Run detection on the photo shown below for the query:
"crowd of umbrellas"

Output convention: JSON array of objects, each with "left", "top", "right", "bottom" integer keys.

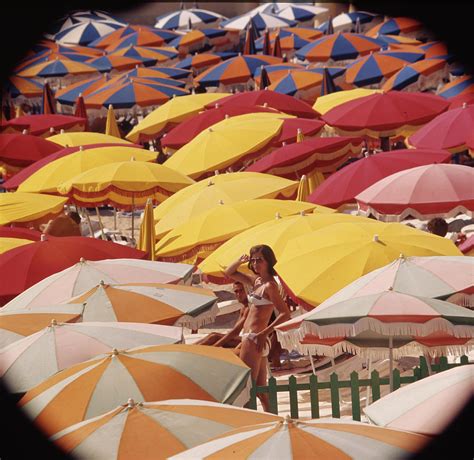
[{"left": 0, "top": 3, "right": 473, "bottom": 459}]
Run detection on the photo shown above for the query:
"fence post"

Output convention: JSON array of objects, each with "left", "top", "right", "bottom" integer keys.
[
  {"left": 330, "top": 372, "right": 341, "bottom": 418},
  {"left": 392, "top": 368, "right": 401, "bottom": 391},
  {"left": 460, "top": 355, "right": 469, "bottom": 365},
  {"left": 350, "top": 371, "right": 361, "bottom": 421},
  {"left": 419, "top": 356, "right": 429, "bottom": 378},
  {"left": 371, "top": 370, "right": 381, "bottom": 402},
  {"left": 413, "top": 366, "right": 421, "bottom": 381},
  {"left": 288, "top": 375, "right": 299, "bottom": 419},
  {"left": 439, "top": 356, "right": 449, "bottom": 371},
  {"left": 268, "top": 377, "right": 278, "bottom": 415},
  {"left": 309, "top": 374, "right": 320, "bottom": 419},
  {"left": 248, "top": 380, "right": 257, "bottom": 410}
]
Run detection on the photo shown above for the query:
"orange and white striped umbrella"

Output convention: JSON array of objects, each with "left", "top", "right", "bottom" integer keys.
[
  {"left": 52, "top": 399, "right": 280, "bottom": 459},
  {"left": 20, "top": 344, "right": 251, "bottom": 436},
  {"left": 170, "top": 417, "right": 428, "bottom": 460}
]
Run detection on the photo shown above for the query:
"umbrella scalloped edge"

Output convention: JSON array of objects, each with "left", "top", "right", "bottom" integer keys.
[{"left": 172, "top": 299, "right": 219, "bottom": 330}]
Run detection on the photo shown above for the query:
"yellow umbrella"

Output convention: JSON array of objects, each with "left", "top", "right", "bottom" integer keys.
[
  {"left": 296, "top": 175, "right": 310, "bottom": 201},
  {"left": 307, "top": 169, "right": 325, "bottom": 192},
  {"left": 155, "top": 199, "right": 318, "bottom": 264},
  {"left": 164, "top": 113, "right": 292, "bottom": 180},
  {"left": 314, "top": 88, "right": 382, "bottom": 115},
  {"left": 0, "top": 192, "right": 68, "bottom": 227},
  {"left": 153, "top": 172, "right": 299, "bottom": 239},
  {"left": 0, "top": 237, "right": 33, "bottom": 255},
  {"left": 105, "top": 104, "right": 121, "bottom": 138},
  {"left": 139, "top": 199, "right": 156, "bottom": 261},
  {"left": 126, "top": 93, "right": 231, "bottom": 143},
  {"left": 47, "top": 132, "right": 132, "bottom": 147},
  {"left": 275, "top": 221, "right": 463, "bottom": 307},
  {"left": 57, "top": 160, "right": 194, "bottom": 209},
  {"left": 18, "top": 146, "right": 155, "bottom": 194},
  {"left": 198, "top": 212, "right": 365, "bottom": 283}
]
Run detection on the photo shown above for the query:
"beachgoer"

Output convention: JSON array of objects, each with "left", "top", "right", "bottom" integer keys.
[
  {"left": 196, "top": 281, "right": 250, "bottom": 348},
  {"left": 225, "top": 244, "right": 291, "bottom": 412},
  {"left": 43, "top": 210, "right": 82, "bottom": 237},
  {"left": 426, "top": 217, "right": 448, "bottom": 237}
]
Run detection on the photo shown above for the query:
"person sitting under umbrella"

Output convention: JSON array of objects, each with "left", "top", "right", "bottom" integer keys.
[{"left": 43, "top": 209, "right": 82, "bottom": 237}]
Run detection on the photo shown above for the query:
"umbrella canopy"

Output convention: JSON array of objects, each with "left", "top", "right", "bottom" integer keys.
[
  {"left": 85, "top": 55, "right": 143, "bottom": 72},
  {"left": 0, "top": 237, "right": 33, "bottom": 255},
  {"left": 125, "top": 65, "right": 190, "bottom": 80},
  {"left": 221, "top": 12, "right": 295, "bottom": 31},
  {"left": 54, "top": 20, "right": 123, "bottom": 45},
  {"left": 0, "top": 192, "right": 67, "bottom": 227},
  {"left": 278, "top": 4, "right": 328, "bottom": 22},
  {"left": 126, "top": 93, "right": 230, "bottom": 143},
  {"left": 54, "top": 75, "right": 109, "bottom": 106},
  {"left": 105, "top": 29, "right": 176, "bottom": 52},
  {"left": 407, "top": 103, "right": 474, "bottom": 153},
  {"left": 319, "top": 11, "right": 379, "bottom": 33},
  {"left": 67, "top": 282, "right": 218, "bottom": 328},
  {"left": 57, "top": 160, "right": 194, "bottom": 209},
  {"left": 253, "top": 63, "right": 305, "bottom": 84},
  {"left": 366, "top": 17, "right": 423, "bottom": 37},
  {"left": 52, "top": 399, "right": 280, "bottom": 460},
  {"left": 109, "top": 45, "right": 178, "bottom": 66},
  {"left": 373, "top": 33, "right": 421, "bottom": 49},
  {"left": 269, "top": 118, "right": 325, "bottom": 146},
  {"left": 20, "top": 344, "right": 251, "bottom": 436},
  {"left": 268, "top": 70, "right": 323, "bottom": 98},
  {"left": 17, "top": 146, "right": 154, "bottom": 194},
  {"left": 4, "top": 76, "right": 43, "bottom": 98},
  {"left": 176, "top": 53, "right": 224, "bottom": 71},
  {"left": 155, "top": 8, "right": 226, "bottom": 30},
  {"left": 170, "top": 417, "right": 427, "bottom": 460},
  {"left": 364, "top": 365, "right": 474, "bottom": 436},
  {"left": 47, "top": 132, "right": 133, "bottom": 147},
  {"left": 447, "top": 92, "right": 474, "bottom": 110},
  {"left": 0, "top": 227, "right": 43, "bottom": 240},
  {"left": 437, "top": 75, "right": 474, "bottom": 99},
  {"left": 246, "top": 136, "right": 364, "bottom": 180},
  {"left": 155, "top": 199, "right": 318, "bottom": 264},
  {"left": 169, "top": 28, "right": 230, "bottom": 52},
  {"left": 195, "top": 55, "right": 282, "bottom": 87},
  {"left": 275, "top": 221, "right": 462, "bottom": 307},
  {"left": 153, "top": 172, "right": 299, "bottom": 239},
  {"left": 18, "top": 59, "right": 98, "bottom": 78},
  {"left": 0, "top": 114, "right": 87, "bottom": 137},
  {"left": 0, "top": 236, "right": 146, "bottom": 306},
  {"left": 4, "top": 258, "right": 194, "bottom": 311},
  {"left": 0, "top": 321, "right": 183, "bottom": 393},
  {"left": 313, "top": 88, "right": 381, "bottom": 114},
  {"left": 0, "top": 133, "right": 61, "bottom": 168},
  {"left": 356, "top": 164, "right": 474, "bottom": 221},
  {"left": 376, "top": 50, "right": 425, "bottom": 64},
  {"left": 138, "top": 199, "right": 156, "bottom": 260},
  {"left": 163, "top": 113, "right": 289, "bottom": 180},
  {"left": 256, "top": 33, "right": 313, "bottom": 53},
  {"left": 206, "top": 89, "right": 320, "bottom": 118},
  {"left": 296, "top": 33, "right": 381, "bottom": 62},
  {"left": 322, "top": 91, "right": 449, "bottom": 138},
  {"left": 199, "top": 213, "right": 369, "bottom": 284},
  {"left": 308, "top": 148, "right": 452, "bottom": 209}
]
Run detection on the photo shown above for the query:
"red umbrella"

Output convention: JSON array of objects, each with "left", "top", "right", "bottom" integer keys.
[
  {"left": 2, "top": 143, "right": 141, "bottom": 190},
  {"left": 161, "top": 105, "right": 280, "bottom": 151},
  {"left": 205, "top": 89, "right": 320, "bottom": 119},
  {"left": 41, "top": 82, "right": 56, "bottom": 115},
  {"left": 308, "top": 148, "right": 453, "bottom": 209},
  {"left": 246, "top": 136, "right": 363, "bottom": 179},
  {"left": 74, "top": 95, "right": 89, "bottom": 131},
  {"left": 322, "top": 91, "right": 449, "bottom": 140},
  {"left": 270, "top": 118, "right": 325, "bottom": 146},
  {"left": 0, "top": 133, "right": 62, "bottom": 168},
  {"left": 448, "top": 93, "right": 474, "bottom": 110},
  {"left": 356, "top": 163, "right": 474, "bottom": 221},
  {"left": 0, "top": 235, "right": 146, "bottom": 306},
  {"left": 0, "top": 227, "right": 44, "bottom": 241},
  {"left": 0, "top": 114, "right": 87, "bottom": 137},
  {"left": 407, "top": 104, "right": 474, "bottom": 153}
]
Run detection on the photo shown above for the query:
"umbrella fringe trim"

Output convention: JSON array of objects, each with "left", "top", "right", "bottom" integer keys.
[
  {"left": 331, "top": 123, "right": 430, "bottom": 139},
  {"left": 173, "top": 300, "right": 219, "bottom": 330},
  {"left": 65, "top": 184, "right": 176, "bottom": 199},
  {"left": 156, "top": 242, "right": 222, "bottom": 264}
]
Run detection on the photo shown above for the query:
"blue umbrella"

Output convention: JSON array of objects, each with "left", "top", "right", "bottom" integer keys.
[
  {"left": 126, "top": 66, "right": 191, "bottom": 80},
  {"left": 154, "top": 8, "right": 226, "bottom": 30},
  {"left": 378, "top": 50, "right": 425, "bottom": 63},
  {"left": 318, "top": 12, "right": 377, "bottom": 33},
  {"left": 55, "top": 21, "right": 124, "bottom": 46},
  {"left": 55, "top": 75, "right": 107, "bottom": 105},
  {"left": 221, "top": 12, "right": 296, "bottom": 31},
  {"left": 320, "top": 67, "right": 339, "bottom": 95}
]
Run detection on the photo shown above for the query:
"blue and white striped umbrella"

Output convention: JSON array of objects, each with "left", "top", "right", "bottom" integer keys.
[
  {"left": 277, "top": 5, "right": 328, "bottom": 22},
  {"left": 154, "top": 8, "right": 226, "bottom": 30},
  {"left": 69, "top": 9, "right": 127, "bottom": 25},
  {"left": 55, "top": 21, "right": 124, "bottom": 46},
  {"left": 221, "top": 12, "right": 296, "bottom": 31},
  {"left": 319, "top": 11, "right": 379, "bottom": 33}
]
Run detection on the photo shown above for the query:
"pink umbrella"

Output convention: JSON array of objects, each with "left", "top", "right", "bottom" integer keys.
[
  {"left": 447, "top": 93, "right": 474, "bottom": 110},
  {"left": 0, "top": 114, "right": 87, "bottom": 137},
  {"left": 308, "top": 148, "right": 452, "bottom": 209},
  {"left": 407, "top": 104, "right": 474, "bottom": 153},
  {"left": 269, "top": 118, "right": 325, "bottom": 146},
  {"left": 356, "top": 163, "right": 474, "bottom": 221}
]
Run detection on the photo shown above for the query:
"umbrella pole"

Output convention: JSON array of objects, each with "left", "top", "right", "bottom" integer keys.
[
  {"left": 131, "top": 195, "right": 135, "bottom": 242},
  {"left": 389, "top": 336, "right": 394, "bottom": 392},
  {"left": 309, "top": 354, "right": 317, "bottom": 375},
  {"left": 113, "top": 207, "right": 117, "bottom": 231},
  {"left": 365, "top": 357, "right": 372, "bottom": 408},
  {"left": 423, "top": 352, "right": 433, "bottom": 375},
  {"left": 95, "top": 207, "right": 106, "bottom": 240},
  {"left": 83, "top": 208, "right": 94, "bottom": 238}
]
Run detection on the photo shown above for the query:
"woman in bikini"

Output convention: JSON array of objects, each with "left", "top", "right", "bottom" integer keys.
[{"left": 224, "top": 244, "right": 291, "bottom": 412}]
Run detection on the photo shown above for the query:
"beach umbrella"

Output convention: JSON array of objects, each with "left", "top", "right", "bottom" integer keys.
[
  {"left": 139, "top": 199, "right": 156, "bottom": 260},
  {"left": 17, "top": 145, "right": 154, "bottom": 194},
  {"left": 105, "top": 104, "right": 120, "bottom": 138},
  {"left": 0, "top": 237, "right": 33, "bottom": 255},
  {"left": 199, "top": 213, "right": 367, "bottom": 284},
  {"left": 308, "top": 148, "right": 452, "bottom": 209},
  {"left": 161, "top": 104, "right": 279, "bottom": 152},
  {"left": 366, "top": 17, "right": 423, "bottom": 37},
  {"left": 18, "top": 59, "right": 98, "bottom": 79},
  {"left": 155, "top": 199, "right": 317, "bottom": 264},
  {"left": 0, "top": 227, "right": 43, "bottom": 241},
  {"left": 54, "top": 21, "right": 124, "bottom": 46},
  {"left": 206, "top": 89, "right": 319, "bottom": 119},
  {"left": 195, "top": 54, "right": 282, "bottom": 88},
  {"left": 4, "top": 258, "right": 194, "bottom": 311},
  {"left": 0, "top": 305, "right": 84, "bottom": 348},
  {"left": 29, "top": 39, "right": 104, "bottom": 57},
  {"left": 126, "top": 65, "right": 190, "bottom": 80},
  {"left": 277, "top": 4, "right": 328, "bottom": 22},
  {"left": 243, "top": 26, "right": 256, "bottom": 55},
  {"left": 458, "top": 235, "right": 474, "bottom": 256},
  {"left": 256, "top": 32, "right": 314, "bottom": 55},
  {"left": 437, "top": 75, "right": 474, "bottom": 99},
  {"left": 377, "top": 49, "right": 425, "bottom": 63},
  {"left": 57, "top": 160, "right": 194, "bottom": 209},
  {"left": 19, "top": 344, "right": 251, "bottom": 436},
  {"left": 126, "top": 93, "right": 230, "bottom": 143},
  {"left": 153, "top": 172, "right": 299, "bottom": 239},
  {"left": 246, "top": 136, "right": 365, "bottom": 180},
  {"left": 0, "top": 114, "right": 87, "bottom": 137},
  {"left": 176, "top": 53, "right": 223, "bottom": 71},
  {"left": 274, "top": 221, "right": 462, "bottom": 307},
  {"left": 313, "top": 87, "right": 381, "bottom": 114},
  {"left": 268, "top": 70, "right": 323, "bottom": 99},
  {"left": 41, "top": 82, "right": 56, "bottom": 115},
  {"left": 296, "top": 33, "right": 381, "bottom": 63},
  {"left": 364, "top": 365, "right": 474, "bottom": 436},
  {"left": 221, "top": 12, "right": 295, "bottom": 31},
  {"left": 0, "top": 321, "right": 183, "bottom": 394},
  {"left": 373, "top": 33, "right": 421, "bottom": 49},
  {"left": 407, "top": 103, "right": 474, "bottom": 153},
  {"left": 47, "top": 132, "right": 132, "bottom": 147},
  {"left": 382, "top": 58, "right": 447, "bottom": 91},
  {"left": 447, "top": 92, "right": 474, "bottom": 110},
  {"left": 55, "top": 74, "right": 109, "bottom": 105},
  {"left": 16, "top": 50, "right": 95, "bottom": 71},
  {"left": 322, "top": 91, "right": 449, "bottom": 139},
  {"left": 170, "top": 417, "right": 427, "bottom": 460},
  {"left": 0, "top": 133, "right": 61, "bottom": 168},
  {"left": 356, "top": 164, "right": 474, "bottom": 221},
  {"left": 320, "top": 67, "right": 338, "bottom": 95},
  {"left": 319, "top": 11, "right": 379, "bottom": 34},
  {"left": 52, "top": 399, "right": 280, "bottom": 460},
  {"left": 272, "top": 32, "right": 282, "bottom": 58},
  {"left": 85, "top": 54, "right": 143, "bottom": 72},
  {"left": 109, "top": 45, "right": 178, "bottom": 66},
  {"left": 416, "top": 41, "right": 451, "bottom": 59},
  {"left": 259, "top": 66, "right": 271, "bottom": 89},
  {"left": 154, "top": 8, "right": 226, "bottom": 30},
  {"left": 254, "top": 63, "right": 307, "bottom": 86},
  {"left": 4, "top": 76, "right": 43, "bottom": 98},
  {"left": 73, "top": 95, "right": 88, "bottom": 131},
  {"left": 269, "top": 118, "right": 325, "bottom": 146}
]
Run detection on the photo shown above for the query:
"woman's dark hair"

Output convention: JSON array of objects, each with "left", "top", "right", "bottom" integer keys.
[{"left": 248, "top": 244, "right": 277, "bottom": 276}]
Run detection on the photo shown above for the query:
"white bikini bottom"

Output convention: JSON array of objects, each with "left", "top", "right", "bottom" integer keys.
[{"left": 240, "top": 332, "right": 271, "bottom": 357}]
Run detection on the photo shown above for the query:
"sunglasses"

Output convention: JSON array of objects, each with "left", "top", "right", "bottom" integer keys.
[{"left": 250, "top": 257, "right": 264, "bottom": 263}]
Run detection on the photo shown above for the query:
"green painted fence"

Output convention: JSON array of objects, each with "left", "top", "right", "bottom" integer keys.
[{"left": 247, "top": 355, "right": 470, "bottom": 420}]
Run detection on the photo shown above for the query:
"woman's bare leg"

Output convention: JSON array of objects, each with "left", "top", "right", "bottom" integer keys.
[
  {"left": 256, "top": 357, "right": 270, "bottom": 412},
  {"left": 240, "top": 337, "right": 263, "bottom": 409},
  {"left": 195, "top": 332, "right": 223, "bottom": 346}
]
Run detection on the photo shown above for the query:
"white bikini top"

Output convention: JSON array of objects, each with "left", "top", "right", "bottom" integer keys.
[{"left": 248, "top": 291, "right": 273, "bottom": 307}]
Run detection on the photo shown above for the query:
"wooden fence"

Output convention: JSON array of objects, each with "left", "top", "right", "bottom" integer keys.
[{"left": 247, "top": 355, "right": 470, "bottom": 420}]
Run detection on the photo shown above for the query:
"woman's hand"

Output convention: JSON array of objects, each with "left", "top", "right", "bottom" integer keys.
[
  {"left": 239, "top": 254, "right": 249, "bottom": 264},
  {"left": 254, "top": 330, "right": 269, "bottom": 353}
]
